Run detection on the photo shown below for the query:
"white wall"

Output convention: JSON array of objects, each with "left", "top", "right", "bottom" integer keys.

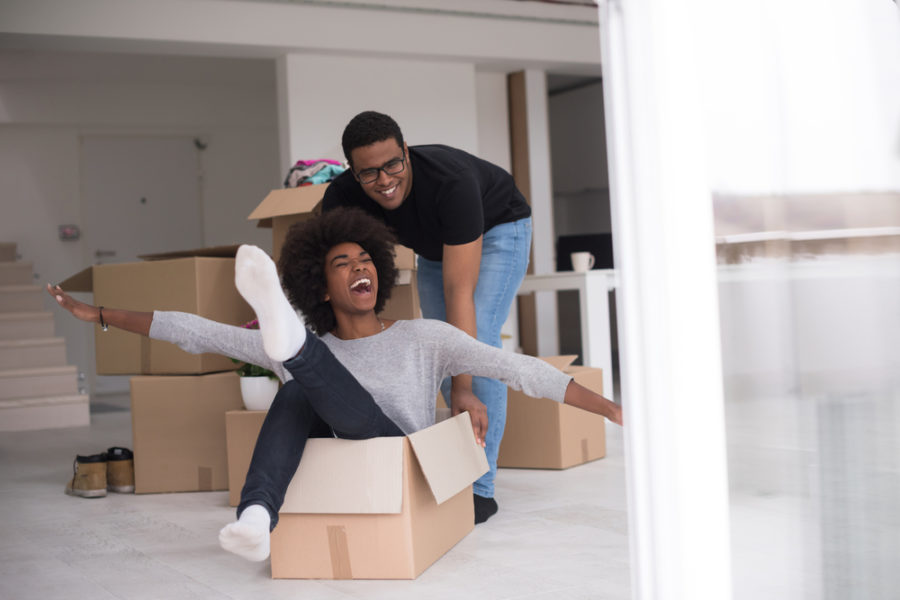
[
  {"left": 277, "top": 54, "right": 480, "bottom": 167},
  {"left": 475, "top": 71, "right": 513, "bottom": 172},
  {"left": 0, "top": 50, "right": 281, "bottom": 389}
]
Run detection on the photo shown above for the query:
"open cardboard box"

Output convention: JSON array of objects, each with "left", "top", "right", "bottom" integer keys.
[
  {"left": 249, "top": 184, "right": 420, "bottom": 319},
  {"left": 59, "top": 246, "right": 254, "bottom": 375},
  {"left": 131, "top": 371, "right": 243, "bottom": 493},
  {"left": 249, "top": 184, "right": 416, "bottom": 269},
  {"left": 497, "top": 355, "right": 607, "bottom": 469},
  {"left": 225, "top": 410, "right": 488, "bottom": 579}
]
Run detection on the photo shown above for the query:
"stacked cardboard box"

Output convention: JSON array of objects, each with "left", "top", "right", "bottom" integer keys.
[
  {"left": 248, "top": 184, "right": 420, "bottom": 320},
  {"left": 498, "top": 355, "right": 608, "bottom": 469},
  {"left": 60, "top": 246, "right": 255, "bottom": 493},
  {"left": 226, "top": 410, "right": 488, "bottom": 579},
  {"left": 60, "top": 246, "right": 255, "bottom": 375}
]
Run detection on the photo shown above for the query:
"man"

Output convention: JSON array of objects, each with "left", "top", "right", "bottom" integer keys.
[{"left": 321, "top": 111, "right": 533, "bottom": 523}]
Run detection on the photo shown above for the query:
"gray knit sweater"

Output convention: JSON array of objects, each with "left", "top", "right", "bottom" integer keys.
[{"left": 150, "top": 312, "right": 572, "bottom": 435}]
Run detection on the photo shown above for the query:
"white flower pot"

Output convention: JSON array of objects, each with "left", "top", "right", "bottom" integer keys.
[{"left": 239, "top": 376, "right": 279, "bottom": 411}]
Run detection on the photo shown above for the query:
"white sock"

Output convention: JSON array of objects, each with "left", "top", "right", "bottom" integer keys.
[
  {"left": 234, "top": 244, "right": 306, "bottom": 361},
  {"left": 218, "top": 504, "right": 271, "bottom": 562}
]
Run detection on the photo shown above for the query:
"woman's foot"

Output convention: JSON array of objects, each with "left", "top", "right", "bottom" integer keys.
[
  {"left": 234, "top": 244, "right": 306, "bottom": 361},
  {"left": 218, "top": 504, "right": 271, "bottom": 562}
]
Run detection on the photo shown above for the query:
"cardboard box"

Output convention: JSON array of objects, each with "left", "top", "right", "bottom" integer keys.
[
  {"left": 131, "top": 371, "right": 243, "bottom": 493},
  {"left": 248, "top": 184, "right": 416, "bottom": 269},
  {"left": 497, "top": 355, "right": 607, "bottom": 469},
  {"left": 59, "top": 246, "right": 254, "bottom": 375},
  {"left": 225, "top": 404, "right": 454, "bottom": 508},
  {"left": 225, "top": 410, "right": 488, "bottom": 579},
  {"left": 381, "top": 269, "right": 421, "bottom": 320}
]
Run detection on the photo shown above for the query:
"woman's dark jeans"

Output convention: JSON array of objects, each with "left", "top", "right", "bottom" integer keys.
[{"left": 238, "top": 330, "right": 404, "bottom": 529}]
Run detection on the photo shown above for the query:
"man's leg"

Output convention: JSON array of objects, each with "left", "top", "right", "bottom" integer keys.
[
  {"left": 416, "top": 218, "right": 532, "bottom": 522},
  {"left": 469, "top": 218, "right": 532, "bottom": 519}
]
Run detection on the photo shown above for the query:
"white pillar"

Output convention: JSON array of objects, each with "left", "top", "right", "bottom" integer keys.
[
  {"left": 599, "top": 1, "right": 733, "bottom": 599},
  {"left": 522, "top": 69, "right": 559, "bottom": 357}
]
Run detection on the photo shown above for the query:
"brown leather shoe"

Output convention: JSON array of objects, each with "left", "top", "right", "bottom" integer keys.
[
  {"left": 65, "top": 453, "right": 107, "bottom": 498},
  {"left": 106, "top": 447, "right": 134, "bottom": 493}
]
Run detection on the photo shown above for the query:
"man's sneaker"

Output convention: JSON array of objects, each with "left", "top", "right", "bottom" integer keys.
[
  {"left": 106, "top": 447, "right": 135, "bottom": 493},
  {"left": 65, "top": 453, "right": 107, "bottom": 498}
]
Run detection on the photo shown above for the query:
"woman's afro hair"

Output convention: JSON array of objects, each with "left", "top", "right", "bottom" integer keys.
[{"left": 278, "top": 207, "right": 399, "bottom": 335}]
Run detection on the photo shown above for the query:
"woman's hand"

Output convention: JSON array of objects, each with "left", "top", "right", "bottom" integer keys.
[
  {"left": 564, "top": 380, "right": 624, "bottom": 426},
  {"left": 46, "top": 284, "right": 99, "bottom": 324}
]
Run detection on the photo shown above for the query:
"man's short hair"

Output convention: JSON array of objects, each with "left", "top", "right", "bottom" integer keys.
[
  {"left": 278, "top": 207, "right": 399, "bottom": 335},
  {"left": 341, "top": 111, "right": 405, "bottom": 168}
]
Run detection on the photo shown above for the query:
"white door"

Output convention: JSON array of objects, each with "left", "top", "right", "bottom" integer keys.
[
  {"left": 81, "top": 135, "right": 203, "bottom": 264},
  {"left": 79, "top": 135, "right": 204, "bottom": 395}
]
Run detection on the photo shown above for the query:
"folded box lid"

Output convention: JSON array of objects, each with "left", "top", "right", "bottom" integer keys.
[
  {"left": 57, "top": 245, "right": 242, "bottom": 293},
  {"left": 248, "top": 184, "right": 330, "bottom": 227},
  {"left": 280, "top": 412, "right": 488, "bottom": 515},
  {"left": 137, "top": 244, "right": 240, "bottom": 261},
  {"left": 539, "top": 355, "right": 579, "bottom": 371}
]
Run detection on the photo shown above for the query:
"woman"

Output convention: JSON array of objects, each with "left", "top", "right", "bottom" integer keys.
[{"left": 49, "top": 208, "right": 622, "bottom": 563}]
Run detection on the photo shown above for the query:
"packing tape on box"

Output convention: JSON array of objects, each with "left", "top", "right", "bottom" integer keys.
[
  {"left": 582, "top": 439, "right": 590, "bottom": 463},
  {"left": 327, "top": 525, "right": 352, "bottom": 579},
  {"left": 198, "top": 466, "right": 213, "bottom": 491}
]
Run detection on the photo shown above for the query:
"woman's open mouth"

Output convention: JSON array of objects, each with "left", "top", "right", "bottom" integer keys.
[{"left": 349, "top": 277, "right": 373, "bottom": 295}]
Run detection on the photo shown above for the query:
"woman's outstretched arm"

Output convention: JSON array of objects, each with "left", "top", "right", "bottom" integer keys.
[
  {"left": 47, "top": 283, "right": 153, "bottom": 336},
  {"left": 563, "top": 380, "right": 623, "bottom": 426}
]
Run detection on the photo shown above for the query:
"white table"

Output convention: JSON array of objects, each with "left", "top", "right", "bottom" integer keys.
[{"left": 517, "top": 270, "right": 618, "bottom": 400}]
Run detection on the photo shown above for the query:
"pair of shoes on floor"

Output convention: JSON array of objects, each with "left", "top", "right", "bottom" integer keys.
[{"left": 65, "top": 447, "right": 135, "bottom": 498}]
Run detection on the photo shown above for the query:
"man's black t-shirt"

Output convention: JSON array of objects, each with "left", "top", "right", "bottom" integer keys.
[{"left": 321, "top": 144, "right": 531, "bottom": 262}]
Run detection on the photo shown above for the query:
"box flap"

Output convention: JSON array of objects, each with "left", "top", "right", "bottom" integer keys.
[
  {"left": 57, "top": 266, "right": 94, "bottom": 293},
  {"left": 540, "top": 355, "right": 579, "bottom": 370},
  {"left": 407, "top": 412, "right": 489, "bottom": 505},
  {"left": 248, "top": 184, "right": 329, "bottom": 221},
  {"left": 280, "top": 436, "right": 404, "bottom": 514},
  {"left": 137, "top": 245, "right": 241, "bottom": 261}
]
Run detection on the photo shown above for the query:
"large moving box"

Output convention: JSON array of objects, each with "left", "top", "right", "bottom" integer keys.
[
  {"left": 225, "top": 410, "right": 488, "bottom": 579},
  {"left": 59, "top": 246, "right": 254, "bottom": 375},
  {"left": 248, "top": 185, "right": 420, "bottom": 320},
  {"left": 497, "top": 355, "right": 607, "bottom": 469},
  {"left": 131, "top": 371, "right": 243, "bottom": 493}
]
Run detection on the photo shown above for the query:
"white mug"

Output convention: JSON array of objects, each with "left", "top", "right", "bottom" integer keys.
[{"left": 571, "top": 251, "right": 595, "bottom": 272}]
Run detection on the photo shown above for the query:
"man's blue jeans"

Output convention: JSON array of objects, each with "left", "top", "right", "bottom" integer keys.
[
  {"left": 238, "top": 330, "right": 404, "bottom": 529},
  {"left": 416, "top": 217, "right": 532, "bottom": 499}
]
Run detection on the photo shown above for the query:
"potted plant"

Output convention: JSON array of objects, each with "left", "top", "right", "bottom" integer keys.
[{"left": 232, "top": 319, "right": 280, "bottom": 411}]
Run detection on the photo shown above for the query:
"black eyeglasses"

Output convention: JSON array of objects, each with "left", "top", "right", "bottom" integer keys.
[{"left": 355, "top": 154, "right": 406, "bottom": 184}]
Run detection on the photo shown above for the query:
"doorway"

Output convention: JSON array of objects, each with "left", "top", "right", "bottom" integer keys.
[{"left": 79, "top": 134, "right": 204, "bottom": 395}]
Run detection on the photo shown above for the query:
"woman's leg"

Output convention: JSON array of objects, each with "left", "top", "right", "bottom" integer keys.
[
  {"left": 236, "top": 378, "right": 333, "bottom": 529},
  {"left": 222, "top": 245, "right": 403, "bottom": 561},
  {"left": 220, "top": 379, "right": 332, "bottom": 562},
  {"left": 222, "top": 334, "right": 403, "bottom": 562},
  {"left": 279, "top": 332, "right": 405, "bottom": 440}
]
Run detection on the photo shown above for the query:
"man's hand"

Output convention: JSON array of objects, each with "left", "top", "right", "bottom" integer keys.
[{"left": 451, "top": 388, "right": 488, "bottom": 448}]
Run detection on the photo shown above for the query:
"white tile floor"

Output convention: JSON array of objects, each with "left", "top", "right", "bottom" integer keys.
[{"left": 0, "top": 397, "right": 631, "bottom": 600}]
